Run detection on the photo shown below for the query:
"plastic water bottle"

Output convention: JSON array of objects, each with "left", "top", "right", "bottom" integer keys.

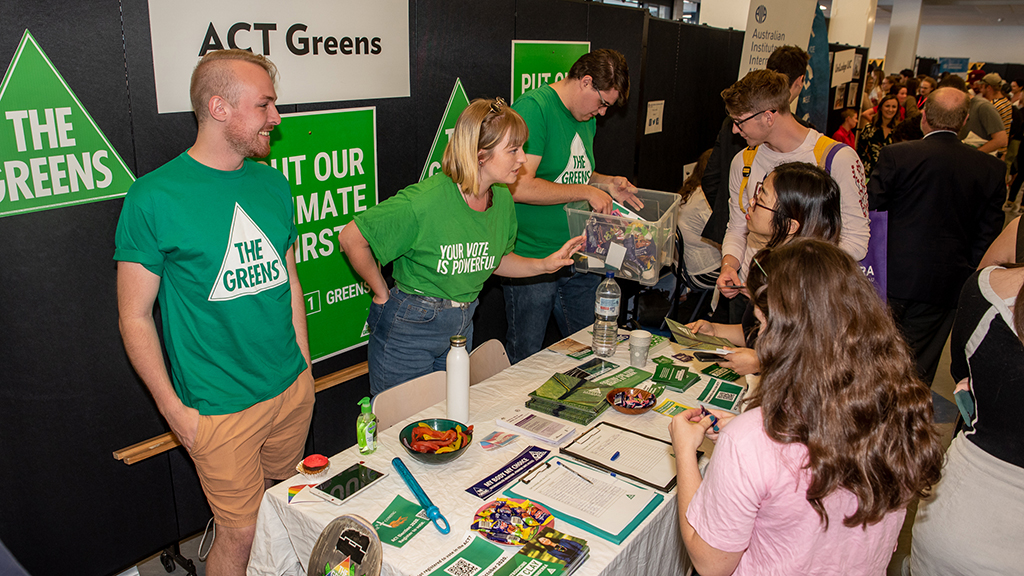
[
  {"left": 446, "top": 335, "right": 470, "bottom": 423},
  {"left": 593, "top": 272, "right": 621, "bottom": 358}
]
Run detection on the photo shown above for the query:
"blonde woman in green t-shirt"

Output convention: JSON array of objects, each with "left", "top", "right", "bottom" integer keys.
[{"left": 339, "top": 98, "right": 584, "bottom": 394}]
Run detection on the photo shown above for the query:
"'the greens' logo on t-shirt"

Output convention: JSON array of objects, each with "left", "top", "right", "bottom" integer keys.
[
  {"left": 209, "top": 203, "right": 287, "bottom": 301},
  {"left": 555, "top": 133, "right": 592, "bottom": 185}
]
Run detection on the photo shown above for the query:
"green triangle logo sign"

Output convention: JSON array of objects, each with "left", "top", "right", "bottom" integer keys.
[
  {"left": 0, "top": 30, "right": 135, "bottom": 219},
  {"left": 419, "top": 78, "right": 469, "bottom": 182}
]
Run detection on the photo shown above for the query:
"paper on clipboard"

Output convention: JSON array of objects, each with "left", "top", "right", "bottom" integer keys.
[
  {"left": 509, "top": 457, "right": 656, "bottom": 537},
  {"left": 560, "top": 422, "right": 677, "bottom": 491}
]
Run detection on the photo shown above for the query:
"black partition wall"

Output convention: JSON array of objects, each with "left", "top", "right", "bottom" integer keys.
[{"left": 0, "top": 2, "right": 793, "bottom": 574}]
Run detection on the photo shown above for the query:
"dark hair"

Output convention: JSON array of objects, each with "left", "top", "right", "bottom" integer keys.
[
  {"left": 874, "top": 95, "right": 900, "bottom": 129},
  {"left": 722, "top": 69, "right": 791, "bottom": 116},
  {"left": 900, "top": 68, "right": 914, "bottom": 78},
  {"left": 568, "top": 49, "right": 630, "bottom": 105},
  {"left": 892, "top": 115, "right": 924, "bottom": 142},
  {"left": 905, "top": 77, "right": 920, "bottom": 97},
  {"left": 883, "top": 75, "right": 902, "bottom": 94},
  {"left": 677, "top": 149, "right": 713, "bottom": 203},
  {"left": 763, "top": 162, "right": 842, "bottom": 249},
  {"left": 745, "top": 239, "right": 944, "bottom": 529},
  {"left": 766, "top": 45, "right": 810, "bottom": 87},
  {"left": 937, "top": 74, "right": 968, "bottom": 92}
]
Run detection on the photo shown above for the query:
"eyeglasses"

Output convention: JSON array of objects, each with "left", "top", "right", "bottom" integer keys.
[
  {"left": 591, "top": 84, "right": 612, "bottom": 109},
  {"left": 489, "top": 97, "right": 507, "bottom": 115},
  {"left": 751, "top": 180, "right": 778, "bottom": 214},
  {"left": 733, "top": 109, "right": 775, "bottom": 128}
]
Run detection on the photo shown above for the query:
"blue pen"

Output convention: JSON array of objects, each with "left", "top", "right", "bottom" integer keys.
[
  {"left": 701, "top": 406, "right": 720, "bottom": 433},
  {"left": 556, "top": 460, "right": 593, "bottom": 484},
  {"left": 610, "top": 451, "right": 620, "bottom": 461}
]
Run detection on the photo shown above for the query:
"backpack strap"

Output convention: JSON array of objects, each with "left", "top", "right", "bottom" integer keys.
[
  {"left": 812, "top": 134, "right": 849, "bottom": 173},
  {"left": 737, "top": 145, "right": 758, "bottom": 214},
  {"left": 1016, "top": 218, "right": 1024, "bottom": 264}
]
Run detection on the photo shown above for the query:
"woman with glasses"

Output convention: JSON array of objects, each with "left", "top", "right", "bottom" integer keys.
[
  {"left": 686, "top": 161, "right": 841, "bottom": 375},
  {"left": 339, "top": 99, "right": 583, "bottom": 394},
  {"left": 858, "top": 94, "right": 900, "bottom": 178},
  {"left": 669, "top": 239, "right": 944, "bottom": 576}
]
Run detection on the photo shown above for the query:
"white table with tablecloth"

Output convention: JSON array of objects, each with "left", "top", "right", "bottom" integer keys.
[{"left": 247, "top": 329, "right": 729, "bottom": 576}]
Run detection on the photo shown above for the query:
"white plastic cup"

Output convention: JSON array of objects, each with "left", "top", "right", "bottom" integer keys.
[{"left": 629, "top": 329, "right": 652, "bottom": 367}]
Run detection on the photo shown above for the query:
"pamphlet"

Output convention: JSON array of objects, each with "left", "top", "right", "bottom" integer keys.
[
  {"left": 413, "top": 532, "right": 511, "bottom": 576},
  {"left": 562, "top": 358, "right": 619, "bottom": 381},
  {"left": 496, "top": 407, "right": 577, "bottom": 445},
  {"left": 494, "top": 527, "right": 589, "bottom": 576},
  {"left": 372, "top": 495, "right": 430, "bottom": 548},
  {"left": 700, "top": 363, "right": 741, "bottom": 382},
  {"left": 696, "top": 378, "right": 746, "bottom": 413},
  {"left": 665, "top": 317, "right": 734, "bottom": 352},
  {"left": 654, "top": 399, "right": 691, "bottom": 417},
  {"left": 589, "top": 366, "right": 653, "bottom": 390},
  {"left": 547, "top": 337, "right": 594, "bottom": 360}
]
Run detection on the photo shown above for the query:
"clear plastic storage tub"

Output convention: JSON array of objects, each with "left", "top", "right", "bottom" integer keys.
[{"left": 564, "top": 187, "right": 679, "bottom": 286}]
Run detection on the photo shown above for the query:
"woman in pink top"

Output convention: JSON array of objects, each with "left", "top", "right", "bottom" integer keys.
[{"left": 668, "top": 239, "right": 944, "bottom": 576}]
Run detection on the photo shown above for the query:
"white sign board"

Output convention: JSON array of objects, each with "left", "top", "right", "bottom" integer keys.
[
  {"left": 147, "top": 0, "right": 410, "bottom": 114},
  {"left": 645, "top": 100, "right": 665, "bottom": 135},
  {"left": 737, "top": 0, "right": 817, "bottom": 79},
  {"left": 831, "top": 49, "right": 855, "bottom": 88}
]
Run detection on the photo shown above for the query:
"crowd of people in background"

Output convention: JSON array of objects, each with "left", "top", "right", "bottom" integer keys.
[{"left": 668, "top": 46, "right": 1020, "bottom": 575}]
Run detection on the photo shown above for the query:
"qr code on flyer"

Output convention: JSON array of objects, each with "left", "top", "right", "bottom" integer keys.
[{"left": 445, "top": 558, "right": 480, "bottom": 576}]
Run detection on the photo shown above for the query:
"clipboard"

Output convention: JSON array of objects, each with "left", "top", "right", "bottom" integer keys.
[
  {"left": 505, "top": 456, "right": 663, "bottom": 545},
  {"left": 559, "top": 421, "right": 677, "bottom": 492}
]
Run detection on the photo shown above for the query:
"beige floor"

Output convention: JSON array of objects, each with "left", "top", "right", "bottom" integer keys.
[{"left": 885, "top": 339, "right": 958, "bottom": 576}]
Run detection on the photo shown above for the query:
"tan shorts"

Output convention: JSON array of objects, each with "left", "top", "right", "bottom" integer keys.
[{"left": 189, "top": 372, "right": 315, "bottom": 527}]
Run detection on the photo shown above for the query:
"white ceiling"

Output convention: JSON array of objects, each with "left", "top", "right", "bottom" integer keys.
[{"left": 872, "top": 0, "right": 1024, "bottom": 26}]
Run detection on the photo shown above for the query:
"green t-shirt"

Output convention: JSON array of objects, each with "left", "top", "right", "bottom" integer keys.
[
  {"left": 355, "top": 174, "right": 517, "bottom": 302},
  {"left": 114, "top": 152, "right": 306, "bottom": 415},
  {"left": 513, "top": 83, "right": 596, "bottom": 258}
]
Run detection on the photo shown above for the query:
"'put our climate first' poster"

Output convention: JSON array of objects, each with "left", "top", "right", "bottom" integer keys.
[
  {"left": 511, "top": 41, "right": 590, "bottom": 103},
  {"left": 265, "top": 108, "right": 378, "bottom": 361}
]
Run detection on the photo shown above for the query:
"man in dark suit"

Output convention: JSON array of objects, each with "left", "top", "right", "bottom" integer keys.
[{"left": 868, "top": 87, "right": 1006, "bottom": 386}]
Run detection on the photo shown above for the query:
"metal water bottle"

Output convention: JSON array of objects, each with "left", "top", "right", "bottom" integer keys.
[{"left": 446, "top": 335, "right": 470, "bottom": 423}]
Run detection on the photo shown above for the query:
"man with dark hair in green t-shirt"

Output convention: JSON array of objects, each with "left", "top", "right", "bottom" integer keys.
[
  {"left": 115, "top": 50, "right": 314, "bottom": 576},
  {"left": 504, "top": 49, "right": 642, "bottom": 363}
]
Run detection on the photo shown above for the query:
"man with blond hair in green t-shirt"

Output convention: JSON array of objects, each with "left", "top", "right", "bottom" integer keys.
[
  {"left": 504, "top": 48, "right": 642, "bottom": 363},
  {"left": 114, "top": 50, "right": 314, "bottom": 576}
]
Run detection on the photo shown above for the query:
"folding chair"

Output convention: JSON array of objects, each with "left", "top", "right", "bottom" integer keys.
[
  {"left": 468, "top": 339, "right": 511, "bottom": 385},
  {"left": 371, "top": 371, "right": 447, "bottom": 431}
]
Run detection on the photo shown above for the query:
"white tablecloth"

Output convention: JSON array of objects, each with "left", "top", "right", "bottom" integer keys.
[{"left": 248, "top": 331, "right": 720, "bottom": 576}]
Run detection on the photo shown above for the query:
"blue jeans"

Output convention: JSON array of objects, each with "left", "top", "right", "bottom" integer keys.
[
  {"left": 502, "top": 269, "right": 601, "bottom": 364},
  {"left": 367, "top": 287, "right": 477, "bottom": 395}
]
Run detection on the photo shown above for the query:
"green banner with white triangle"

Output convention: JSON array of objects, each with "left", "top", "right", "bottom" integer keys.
[
  {"left": 0, "top": 30, "right": 135, "bottom": 218},
  {"left": 419, "top": 78, "right": 469, "bottom": 182}
]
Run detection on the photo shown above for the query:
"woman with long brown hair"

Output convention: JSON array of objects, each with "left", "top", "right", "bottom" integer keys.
[
  {"left": 669, "top": 239, "right": 944, "bottom": 576},
  {"left": 858, "top": 94, "right": 899, "bottom": 177}
]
